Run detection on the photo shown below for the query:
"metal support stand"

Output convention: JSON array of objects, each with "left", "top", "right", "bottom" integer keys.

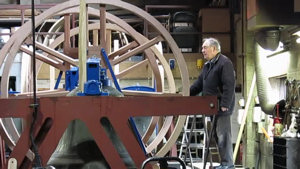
[
  {"left": 203, "top": 115, "right": 217, "bottom": 169},
  {"left": 202, "top": 116, "right": 213, "bottom": 168}
]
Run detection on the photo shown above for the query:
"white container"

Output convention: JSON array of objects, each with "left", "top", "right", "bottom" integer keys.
[{"left": 253, "top": 106, "right": 262, "bottom": 123}]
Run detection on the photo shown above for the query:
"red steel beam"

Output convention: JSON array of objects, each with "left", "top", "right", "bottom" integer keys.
[{"left": 0, "top": 96, "right": 217, "bottom": 169}]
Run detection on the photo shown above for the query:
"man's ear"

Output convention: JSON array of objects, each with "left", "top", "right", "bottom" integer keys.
[{"left": 213, "top": 46, "right": 217, "bottom": 52}]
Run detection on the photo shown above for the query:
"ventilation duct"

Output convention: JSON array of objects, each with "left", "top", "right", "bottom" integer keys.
[
  {"left": 255, "top": 28, "right": 280, "bottom": 51},
  {"left": 254, "top": 28, "right": 281, "bottom": 115}
]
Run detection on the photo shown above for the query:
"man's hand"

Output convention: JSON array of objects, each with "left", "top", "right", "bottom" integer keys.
[{"left": 221, "top": 107, "right": 229, "bottom": 112}]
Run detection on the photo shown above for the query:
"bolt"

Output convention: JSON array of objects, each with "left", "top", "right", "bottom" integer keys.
[{"left": 210, "top": 103, "right": 215, "bottom": 108}]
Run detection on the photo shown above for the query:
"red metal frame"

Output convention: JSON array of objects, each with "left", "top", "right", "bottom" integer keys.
[{"left": 0, "top": 96, "right": 217, "bottom": 169}]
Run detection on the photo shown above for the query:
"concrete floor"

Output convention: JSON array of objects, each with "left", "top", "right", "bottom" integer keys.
[
  {"left": 167, "top": 162, "right": 244, "bottom": 169},
  {"left": 188, "top": 163, "right": 244, "bottom": 169}
]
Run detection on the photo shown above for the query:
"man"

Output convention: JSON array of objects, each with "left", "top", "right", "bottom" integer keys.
[{"left": 190, "top": 38, "right": 235, "bottom": 169}]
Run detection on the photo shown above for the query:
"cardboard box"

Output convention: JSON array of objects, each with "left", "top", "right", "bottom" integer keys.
[{"left": 199, "top": 8, "right": 230, "bottom": 33}]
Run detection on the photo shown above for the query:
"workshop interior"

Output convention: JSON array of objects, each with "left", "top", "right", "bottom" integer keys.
[{"left": 0, "top": 0, "right": 300, "bottom": 169}]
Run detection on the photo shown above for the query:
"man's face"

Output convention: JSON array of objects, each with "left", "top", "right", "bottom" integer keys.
[{"left": 202, "top": 40, "right": 217, "bottom": 61}]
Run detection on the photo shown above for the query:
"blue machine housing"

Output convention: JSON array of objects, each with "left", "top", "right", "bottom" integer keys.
[
  {"left": 81, "top": 57, "right": 108, "bottom": 96},
  {"left": 83, "top": 80, "right": 101, "bottom": 95},
  {"left": 87, "top": 57, "right": 100, "bottom": 82},
  {"left": 65, "top": 67, "right": 79, "bottom": 91},
  {"left": 65, "top": 57, "right": 109, "bottom": 96}
]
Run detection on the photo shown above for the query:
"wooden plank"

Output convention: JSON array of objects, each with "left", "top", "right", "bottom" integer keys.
[
  {"left": 92, "top": 29, "right": 98, "bottom": 46},
  {"left": 0, "top": 9, "right": 41, "bottom": 17},
  {"left": 106, "top": 29, "right": 112, "bottom": 54},
  {"left": 78, "top": 0, "right": 87, "bottom": 91},
  {"left": 63, "top": 14, "right": 71, "bottom": 51},
  {"left": 100, "top": 4, "right": 106, "bottom": 50}
]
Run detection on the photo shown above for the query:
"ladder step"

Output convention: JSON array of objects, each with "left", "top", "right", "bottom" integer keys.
[
  {"left": 180, "top": 157, "right": 202, "bottom": 162},
  {"left": 183, "top": 129, "right": 204, "bottom": 132},
  {"left": 179, "top": 143, "right": 204, "bottom": 148}
]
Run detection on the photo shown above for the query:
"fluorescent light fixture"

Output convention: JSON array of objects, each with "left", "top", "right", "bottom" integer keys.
[
  {"left": 293, "top": 30, "right": 300, "bottom": 36},
  {"left": 292, "top": 31, "right": 300, "bottom": 43}
]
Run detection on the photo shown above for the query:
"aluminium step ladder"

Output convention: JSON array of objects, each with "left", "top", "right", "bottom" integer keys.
[
  {"left": 179, "top": 115, "right": 205, "bottom": 167},
  {"left": 179, "top": 115, "right": 220, "bottom": 169}
]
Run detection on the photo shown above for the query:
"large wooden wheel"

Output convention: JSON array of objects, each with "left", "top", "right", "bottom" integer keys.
[{"left": 0, "top": 0, "right": 190, "bottom": 162}]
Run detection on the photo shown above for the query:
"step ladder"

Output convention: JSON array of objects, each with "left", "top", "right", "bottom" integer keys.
[
  {"left": 179, "top": 115, "right": 206, "bottom": 167},
  {"left": 179, "top": 115, "right": 220, "bottom": 169}
]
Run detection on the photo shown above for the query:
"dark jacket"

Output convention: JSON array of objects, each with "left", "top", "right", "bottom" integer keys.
[{"left": 190, "top": 53, "right": 235, "bottom": 116}]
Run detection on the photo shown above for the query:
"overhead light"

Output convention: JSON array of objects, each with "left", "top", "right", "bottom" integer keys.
[
  {"left": 292, "top": 31, "right": 300, "bottom": 43},
  {"left": 292, "top": 30, "right": 300, "bottom": 36}
]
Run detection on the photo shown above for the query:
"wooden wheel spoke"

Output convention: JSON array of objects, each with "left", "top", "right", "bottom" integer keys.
[
  {"left": 20, "top": 46, "right": 67, "bottom": 71},
  {"left": 111, "top": 36, "right": 164, "bottom": 65},
  {"left": 35, "top": 41, "right": 78, "bottom": 66},
  {"left": 116, "top": 59, "right": 148, "bottom": 79},
  {"left": 108, "top": 41, "right": 138, "bottom": 60}
]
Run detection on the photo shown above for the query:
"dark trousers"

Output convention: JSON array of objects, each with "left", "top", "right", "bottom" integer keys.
[{"left": 215, "top": 115, "right": 234, "bottom": 166}]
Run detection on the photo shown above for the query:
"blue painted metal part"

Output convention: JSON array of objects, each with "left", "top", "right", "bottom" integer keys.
[
  {"left": 84, "top": 58, "right": 101, "bottom": 95},
  {"left": 124, "top": 86, "right": 156, "bottom": 156},
  {"left": 84, "top": 80, "right": 101, "bottom": 95},
  {"left": 0, "top": 91, "right": 20, "bottom": 95},
  {"left": 76, "top": 57, "right": 110, "bottom": 96},
  {"left": 101, "top": 48, "right": 121, "bottom": 92},
  {"left": 65, "top": 67, "right": 79, "bottom": 91},
  {"left": 54, "top": 71, "right": 63, "bottom": 89},
  {"left": 123, "top": 85, "right": 155, "bottom": 92},
  {"left": 86, "top": 57, "right": 100, "bottom": 82},
  {"left": 169, "top": 58, "right": 175, "bottom": 70},
  {"left": 129, "top": 117, "right": 147, "bottom": 155},
  {"left": 100, "top": 68, "right": 109, "bottom": 86}
]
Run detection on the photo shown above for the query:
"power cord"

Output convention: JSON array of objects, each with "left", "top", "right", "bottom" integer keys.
[{"left": 30, "top": 0, "right": 43, "bottom": 168}]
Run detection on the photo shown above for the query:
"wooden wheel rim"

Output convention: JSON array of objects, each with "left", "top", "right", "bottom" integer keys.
[{"left": 0, "top": 0, "right": 189, "bottom": 158}]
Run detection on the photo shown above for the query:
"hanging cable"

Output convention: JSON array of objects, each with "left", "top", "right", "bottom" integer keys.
[{"left": 30, "top": 0, "right": 43, "bottom": 168}]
